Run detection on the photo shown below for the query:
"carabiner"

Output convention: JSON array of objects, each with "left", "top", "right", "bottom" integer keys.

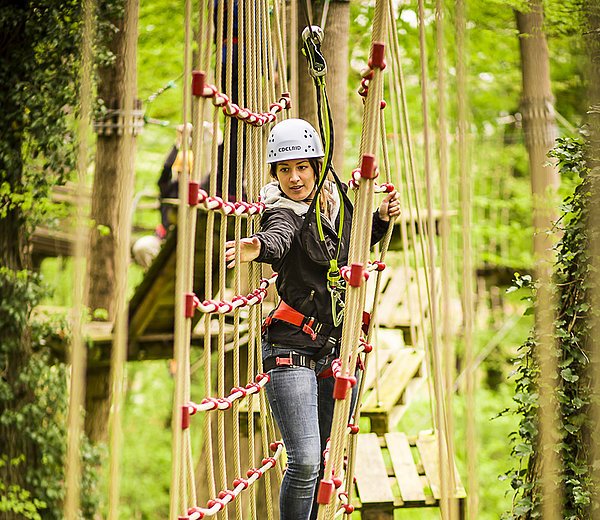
[{"left": 301, "top": 25, "right": 327, "bottom": 78}]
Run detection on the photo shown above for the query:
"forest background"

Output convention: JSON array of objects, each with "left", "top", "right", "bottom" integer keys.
[{"left": 0, "top": 0, "right": 593, "bottom": 518}]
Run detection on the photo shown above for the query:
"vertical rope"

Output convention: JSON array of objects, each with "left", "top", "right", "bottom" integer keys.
[
  {"left": 108, "top": 0, "right": 138, "bottom": 518},
  {"left": 387, "top": 1, "right": 436, "bottom": 425},
  {"left": 64, "top": 0, "right": 94, "bottom": 516},
  {"left": 290, "top": 0, "right": 299, "bottom": 118},
  {"left": 456, "top": 0, "right": 478, "bottom": 516},
  {"left": 435, "top": 0, "right": 459, "bottom": 517},
  {"left": 169, "top": 0, "right": 193, "bottom": 515},
  {"left": 417, "top": 0, "right": 453, "bottom": 517}
]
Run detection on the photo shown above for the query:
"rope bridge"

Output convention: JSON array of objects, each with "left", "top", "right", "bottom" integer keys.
[{"left": 164, "top": 0, "right": 468, "bottom": 519}]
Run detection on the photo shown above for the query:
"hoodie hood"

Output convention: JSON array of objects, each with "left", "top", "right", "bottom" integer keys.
[{"left": 260, "top": 181, "right": 341, "bottom": 223}]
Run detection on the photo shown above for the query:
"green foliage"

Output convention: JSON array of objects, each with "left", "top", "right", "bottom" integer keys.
[
  {"left": 502, "top": 137, "right": 595, "bottom": 519},
  {"left": 0, "top": 268, "right": 101, "bottom": 518}
]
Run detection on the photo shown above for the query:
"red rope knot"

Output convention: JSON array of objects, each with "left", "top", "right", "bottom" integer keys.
[
  {"left": 201, "top": 397, "right": 220, "bottom": 411},
  {"left": 247, "top": 467, "right": 263, "bottom": 479},
  {"left": 233, "top": 201, "right": 247, "bottom": 215},
  {"left": 218, "top": 490, "right": 236, "bottom": 502},
  {"left": 269, "top": 101, "right": 284, "bottom": 112},
  {"left": 247, "top": 114, "right": 258, "bottom": 125},
  {"left": 380, "top": 99, "right": 387, "bottom": 109},
  {"left": 360, "top": 340, "right": 373, "bottom": 354},
  {"left": 222, "top": 201, "right": 236, "bottom": 215},
  {"left": 269, "top": 441, "right": 283, "bottom": 452},
  {"left": 255, "top": 372, "right": 270, "bottom": 383},
  {"left": 205, "top": 196, "right": 222, "bottom": 210},
  {"left": 206, "top": 498, "right": 226, "bottom": 511},
  {"left": 187, "top": 507, "right": 205, "bottom": 519},
  {"left": 231, "top": 295, "right": 248, "bottom": 308},
  {"left": 197, "top": 188, "right": 208, "bottom": 203},
  {"left": 237, "top": 107, "right": 249, "bottom": 120},
  {"left": 342, "top": 503, "right": 355, "bottom": 514},
  {"left": 229, "top": 386, "right": 247, "bottom": 399},
  {"left": 223, "top": 103, "right": 240, "bottom": 117},
  {"left": 245, "top": 382, "right": 262, "bottom": 395},
  {"left": 213, "top": 92, "right": 229, "bottom": 107},
  {"left": 333, "top": 476, "right": 343, "bottom": 489},
  {"left": 348, "top": 423, "right": 360, "bottom": 435},
  {"left": 375, "top": 182, "right": 394, "bottom": 194},
  {"left": 201, "top": 299, "right": 218, "bottom": 313},
  {"left": 261, "top": 457, "right": 277, "bottom": 469},
  {"left": 369, "top": 42, "right": 386, "bottom": 70},
  {"left": 203, "top": 83, "right": 218, "bottom": 98},
  {"left": 217, "top": 301, "right": 233, "bottom": 314},
  {"left": 232, "top": 477, "right": 249, "bottom": 490},
  {"left": 217, "top": 397, "right": 232, "bottom": 410},
  {"left": 372, "top": 260, "right": 386, "bottom": 271}
]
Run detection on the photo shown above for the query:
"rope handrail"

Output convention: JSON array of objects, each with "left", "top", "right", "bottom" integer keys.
[
  {"left": 187, "top": 274, "right": 277, "bottom": 315},
  {"left": 162, "top": 185, "right": 265, "bottom": 216},
  {"left": 186, "top": 373, "right": 269, "bottom": 413},
  {"left": 186, "top": 442, "right": 284, "bottom": 519},
  {"left": 192, "top": 71, "right": 290, "bottom": 127}
]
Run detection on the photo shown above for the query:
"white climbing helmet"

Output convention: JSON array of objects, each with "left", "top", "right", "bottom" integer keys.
[{"left": 266, "top": 118, "right": 324, "bottom": 164}]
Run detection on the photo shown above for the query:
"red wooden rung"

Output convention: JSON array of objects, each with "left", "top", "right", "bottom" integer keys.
[
  {"left": 369, "top": 42, "right": 386, "bottom": 70},
  {"left": 185, "top": 293, "right": 196, "bottom": 318},
  {"left": 188, "top": 181, "right": 199, "bottom": 206},
  {"left": 359, "top": 154, "right": 376, "bottom": 179},
  {"left": 317, "top": 479, "right": 335, "bottom": 504},
  {"left": 192, "top": 71, "right": 205, "bottom": 97},
  {"left": 349, "top": 263, "right": 364, "bottom": 287}
]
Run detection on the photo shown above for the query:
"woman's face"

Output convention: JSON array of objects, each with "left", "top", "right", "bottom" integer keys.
[{"left": 274, "top": 159, "right": 316, "bottom": 202}]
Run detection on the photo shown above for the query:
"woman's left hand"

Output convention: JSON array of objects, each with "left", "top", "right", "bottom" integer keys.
[{"left": 378, "top": 189, "right": 401, "bottom": 222}]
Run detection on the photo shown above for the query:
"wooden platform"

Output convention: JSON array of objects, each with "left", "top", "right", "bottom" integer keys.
[{"left": 353, "top": 431, "right": 466, "bottom": 518}]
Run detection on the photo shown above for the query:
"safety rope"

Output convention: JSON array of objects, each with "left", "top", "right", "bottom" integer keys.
[
  {"left": 64, "top": 0, "right": 94, "bottom": 516},
  {"left": 456, "top": 0, "right": 478, "bottom": 516}
]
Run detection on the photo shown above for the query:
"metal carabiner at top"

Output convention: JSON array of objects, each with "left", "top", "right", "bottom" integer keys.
[{"left": 301, "top": 25, "right": 327, "bottom": 78}]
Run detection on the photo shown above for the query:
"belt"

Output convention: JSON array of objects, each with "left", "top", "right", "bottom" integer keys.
[{"left": 263, "top": 352, "right": 317, "bottom": 372}]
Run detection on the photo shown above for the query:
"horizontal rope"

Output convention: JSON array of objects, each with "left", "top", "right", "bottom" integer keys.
[
  {"left": 191, "top": 274, "right": 277, "bottom": 314},
  {"left": 197, "top": 78, "right": 291, "bottom": 127},
  {"left": 186, "top": 442, "right": 284, "bottom": 519},
  {"left": 186, "top": 373, "right": 269, "bottom": 413},
  {"left": 162, "top": 191, "right": 265, "bottom": 216}
]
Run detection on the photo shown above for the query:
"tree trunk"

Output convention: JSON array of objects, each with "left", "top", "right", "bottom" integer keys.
[
  {"left": 85, "top": 8, "right": 138, "bottom": 443},
  {"left": 515, "top": 1, "right": 560, "bottom": 260},
  {"left": 296, "top": 0, "right": 350, "bottom": 174}
]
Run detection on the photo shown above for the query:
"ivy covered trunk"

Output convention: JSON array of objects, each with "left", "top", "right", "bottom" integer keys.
[{"left": 504, "top": 138, "right": 595, "bottom": 519}]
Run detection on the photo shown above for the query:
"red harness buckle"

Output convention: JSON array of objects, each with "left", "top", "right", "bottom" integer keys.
[
  {"left": 275, "top": 356, "right": 294, "bottom": 367},
  {"left": 302, "top": 317, "right": 318, "bottom": 341}
]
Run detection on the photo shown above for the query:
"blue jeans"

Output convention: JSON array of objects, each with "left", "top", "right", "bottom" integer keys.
[{"left": 262, "top": 340, "right": 353, "bottom": 520}]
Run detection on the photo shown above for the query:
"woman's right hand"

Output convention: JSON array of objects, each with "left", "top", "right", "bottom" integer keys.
[{"left": 225, "top": 237, "right": 262, "bottom": 268}]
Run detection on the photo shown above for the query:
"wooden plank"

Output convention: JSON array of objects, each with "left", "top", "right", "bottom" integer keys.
[
  {"left": 362, "top": 348, "right": 424, "bottom": 411},
  {"left": 354, "top": 434, "right": 395, "bottom": 506},
  {"left": 385, "top": 432, "right": 427, "bottom": 504},
  {"left": 415, "top": 432, "right": 466, "bottom": 501}
]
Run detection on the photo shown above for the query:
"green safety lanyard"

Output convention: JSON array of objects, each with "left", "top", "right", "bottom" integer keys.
[{"left": 302, "top": 24, "right": 347, "bottom": 326}]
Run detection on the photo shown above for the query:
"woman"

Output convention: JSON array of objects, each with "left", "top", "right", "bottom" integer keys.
[{"left": 224, "top": 118, "right": 400, "bottom": 519}]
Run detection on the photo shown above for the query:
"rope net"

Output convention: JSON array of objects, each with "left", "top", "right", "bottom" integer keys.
[{"left": 166, "top": 0, "right": 460, "bottom": 519}]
